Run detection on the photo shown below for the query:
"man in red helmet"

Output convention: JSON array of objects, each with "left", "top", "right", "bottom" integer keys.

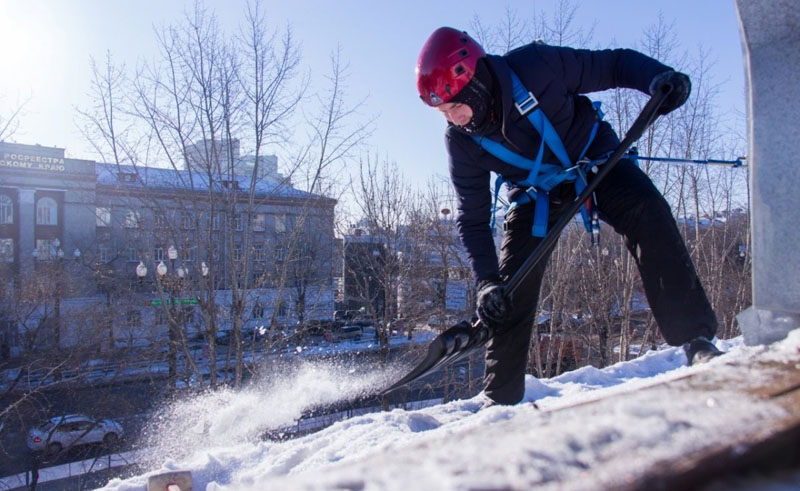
[{"left": 416, "top": 27, "right": 722, "bottom": 406}]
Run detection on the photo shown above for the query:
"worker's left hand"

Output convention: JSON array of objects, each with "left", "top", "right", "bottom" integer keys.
[{"left": 649, "top": 70, "right": 691, "bottom": 115}]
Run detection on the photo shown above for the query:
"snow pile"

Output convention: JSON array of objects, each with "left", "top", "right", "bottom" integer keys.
[
  {"left": 103, "top": 332, "right": 800, "bottom": 490},
  {"left": 137, "top": 359, "right": 395, "bottom": 466}
]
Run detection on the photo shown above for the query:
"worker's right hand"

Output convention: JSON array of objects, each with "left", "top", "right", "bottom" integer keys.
[
  {"left": 476, "top": 279, "right": 510, "bottom": 329},
  {"left": 649, "top": 70, "right": 691, "bottom": 115}
]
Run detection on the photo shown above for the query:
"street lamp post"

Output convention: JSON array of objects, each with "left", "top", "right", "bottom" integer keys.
[
  {"left": 168, "top": 245, "right": 178, "bottom": 272},
  {"left": 55, "top": 245, "right": 64, "bottom": 349},
  {"left": 139, "top": 254, "right": 209, "bottom": 390},
  {"left": 157, "top": 248, "right": 183, "bottom": 389},
  {"left": 136, "top": 261, "right": 148, "bottom": 285}
]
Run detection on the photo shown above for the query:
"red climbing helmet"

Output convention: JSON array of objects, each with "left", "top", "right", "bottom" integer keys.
[{"left": 416, "top": 27, "right": 486, "bottom": 107}]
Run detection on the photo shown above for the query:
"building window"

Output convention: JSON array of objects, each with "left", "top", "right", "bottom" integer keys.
[
  {"left": 36, "top": 197, "right": 58, "bottom": 225},
  {"left": 182, "top": 247, "right": 196, "bottom": 262},
  {"left": 234, "top": 214, "right": 243, "bottom": 232},
  {"left": 0, "top": 238, "right": 13, "bottom": 262},
  {"left": 35, "top": 239, "right": 56, "bottom": 260},
  {"left": 182, "top": 212, "right": 195, "bottom": 230},
  {"left": 96, "top": 207, "right": 111, "bottom": 227},
  {"left": 118, "top": 172, "right": 138, "bottom": 183},
  {"left": 0, "top": 195, "right": 13, "bottom": 224},
  {"left": 275, "top": 245, "right": 285, "bottom": 261},
  {"left": 274, "top": 214, "right": 286, "bottom": 233},
  {"left": 155, "top": 309, "right": 166, "bottom": 326},
  {"left": 254, "top": 244, "right": 266, "bottom": 262},
  {"left": 253, "top": 213, "right": 266, "bottom": 232},
  {"left": 99, "top": 245, "right": 111, "bottom": 263},
  {"left": 127, "top": 247, "right": 137, "bottom": 262},
  {"left": 123, "top": 209, "right": 139, "bottom": 229},
  {"left": 154, "top": 212, "right": 168, "bottom": 228},
  {"left": 212, "top": 213, "right": 222, "bottom": 231},
  {"left": 233, "top": 245, "right": 242, "bottom": 262},
  {"left": 154, "top": 246, "right": 165, "bottom": 262},
  {"left": 277, "top": 302, "right": 287, "bottom": 318},
  {"left": 252, "top": 304, "right": 265, "bottom": 319}
]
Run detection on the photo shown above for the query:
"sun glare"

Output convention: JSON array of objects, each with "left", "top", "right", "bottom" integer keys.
[{"left": 0, "top": 3, "right": 58, "bottom": 94}]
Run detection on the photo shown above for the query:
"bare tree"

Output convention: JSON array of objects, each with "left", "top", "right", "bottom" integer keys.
[
  {"left": 0, "top": 95, "right": 28, "bottom": 141},
  {"left": 541, "top": 0, "right": 596, "bottom": 47},
  {"left": 413, "top": 179, "right": 476, "bottom": 400},
  {"left": 77, "top": 2, "right": 371, "bottom": 395},
  {"left": 269, "top": 46, "right": 372, "bottom": 340},
  {"left": 347, "top": 154, "right": 412, "bottom": 359}
]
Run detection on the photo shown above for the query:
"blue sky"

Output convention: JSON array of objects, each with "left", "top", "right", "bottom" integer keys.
[{"left": 0, "top": 1, "right": 744, "bottom": 190}]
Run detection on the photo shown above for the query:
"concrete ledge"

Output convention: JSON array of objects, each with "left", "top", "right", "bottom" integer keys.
[{"left": 737, "top": 307, "right": 800, "bottom": 346}]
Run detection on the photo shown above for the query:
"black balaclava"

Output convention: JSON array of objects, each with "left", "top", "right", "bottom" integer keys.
[{"left": 450, "top": 58, "right": 498, "bottom": 135}]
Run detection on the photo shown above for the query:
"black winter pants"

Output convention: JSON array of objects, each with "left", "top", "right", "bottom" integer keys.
[{"left": 484, "top": 159, "right": 718, "bottom": 405}]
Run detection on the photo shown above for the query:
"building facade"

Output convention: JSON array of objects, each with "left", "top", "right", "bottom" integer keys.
[
  {"left": 341, "top": 217, "right": 475, "bottom": 327},
  {"left": 0, "top": 141, "right": 336, "bottom": 358}
]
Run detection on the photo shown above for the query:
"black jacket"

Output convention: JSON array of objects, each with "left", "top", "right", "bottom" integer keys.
[{"left": 445, "top": 43, "right": 672, "bottom": 283}]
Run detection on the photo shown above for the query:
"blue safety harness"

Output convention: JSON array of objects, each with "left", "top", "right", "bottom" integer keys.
[{"left": 471, "top": 69, "right": 611, "bottom": 243}]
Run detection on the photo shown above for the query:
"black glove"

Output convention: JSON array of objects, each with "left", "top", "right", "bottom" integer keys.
[
  {"left": 649, "top": 70, "right": 691, "bottom": 115},
  {"left": 475, "top": 279, "right": 510, "bottom": 329}
]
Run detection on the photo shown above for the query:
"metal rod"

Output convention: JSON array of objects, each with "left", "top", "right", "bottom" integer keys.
[{"left": 636, "top": 155, "right": 747, "bottom": 167}]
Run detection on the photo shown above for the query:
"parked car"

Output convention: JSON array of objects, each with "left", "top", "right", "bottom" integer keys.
[
  {"left": 334, "top": 309, "right": 365, "bottom": 322},
  {"left": 187, "top": 330, "right": 206, "bottom": 344},
  {"left": 241, "top": 326, "right": 268, "bottom": 343},
  {"left": 27, "top": 414, "right": 123, "bottom": 454},
  {"left": 335, "top": 325, "right": 363, "bottom": 341},
  {"left": 361, "top": 326, "right": 378, "bottom": 340},
  {"left": 304, "top": 319, "right": 338, "bottom": 336},
  {"left": 427, "top": 314, "right": 458, "bottom": 328},
  {"left": 215, "top": 330, "right": 231, "bottom": 345}
]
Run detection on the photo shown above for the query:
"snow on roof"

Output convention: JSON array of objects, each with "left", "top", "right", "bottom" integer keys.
[
  {"left": 95, "top": 163, "right": 319, "bottom": 201},
  {"left": 98, "top": 329, "right": 800, "bottom": 490}
]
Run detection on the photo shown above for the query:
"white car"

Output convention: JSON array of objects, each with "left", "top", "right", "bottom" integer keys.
[
  {"left": 427, "top": 314, "right": 458, "bottom": 327},
  {"left": 27, "top": 414, "right": 123, "bottom": 454},
  {"left": 336, "top": 325, "right": 363, "bottom": 341}
]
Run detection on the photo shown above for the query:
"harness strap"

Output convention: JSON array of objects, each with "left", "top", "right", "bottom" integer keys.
[
  {"left": 533, "top": 189, "right": 549, "bottom": 236},
  {"left": 473, "top": 68, "right": 604, "bottom": 238},
  {"left": 489, "top": 176, "right": 505, "bottom": 232},
  {"left": 508, "top": 71, "right": 572, "bottom": 169}
]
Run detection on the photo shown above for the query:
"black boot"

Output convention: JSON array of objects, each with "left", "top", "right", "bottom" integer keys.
[{"left": 683, "top": 336, "right": 724, "bottom": 366}]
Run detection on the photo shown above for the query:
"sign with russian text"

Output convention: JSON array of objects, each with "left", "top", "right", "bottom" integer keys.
[
  {"left": 149, "top": 298, "right": 199, "bottom": 307},
  {"left": 0, "top": 152, "right": 66, "bottom": 172}
]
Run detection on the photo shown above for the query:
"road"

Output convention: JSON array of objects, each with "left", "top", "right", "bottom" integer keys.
[
  {"left": 0, "top": 379, "right": 162, "bottom": 479},
  {"left": 0, "top": 343, "right": 486, "bottom": 480}
]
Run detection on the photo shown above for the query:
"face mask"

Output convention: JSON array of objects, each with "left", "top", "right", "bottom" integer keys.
[
  {"left": 461, "top": 94, "right": 492, "bottom": 134},
  {"left": 451, "top": 61, "right": 497, "bottom": 135}
]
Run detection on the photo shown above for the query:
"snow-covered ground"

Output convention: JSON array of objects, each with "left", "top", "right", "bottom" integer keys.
[{"left": 97, "top": 330, "right": 800, "bottom": 490}]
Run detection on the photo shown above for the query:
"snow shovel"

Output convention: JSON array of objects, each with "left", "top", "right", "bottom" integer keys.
[{"left": 381, "top": 82, "right": 673, "bottom": 395}]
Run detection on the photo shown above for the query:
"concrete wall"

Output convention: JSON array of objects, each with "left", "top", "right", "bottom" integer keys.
[{"left": 736, "top": 0, "right": 800, "bottom": 345}]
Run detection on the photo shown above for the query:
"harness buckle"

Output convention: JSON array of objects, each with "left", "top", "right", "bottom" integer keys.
[
  {"left": 590, "top": 208, "right": 600, "bottom": 246},
  {"left": 514, "top": 91, "right": 539, "bottom": 116}
]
